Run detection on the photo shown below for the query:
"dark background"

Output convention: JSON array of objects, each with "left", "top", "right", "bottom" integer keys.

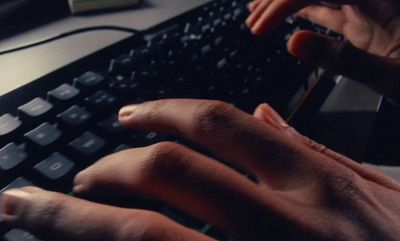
[{"left": 0, "top": 0, "right": 69, "bottom": 39}]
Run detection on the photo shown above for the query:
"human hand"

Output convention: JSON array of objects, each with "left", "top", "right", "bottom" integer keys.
[
  {"left": 246, "top": 0, "right": 400, "bottom": 105},
  {"left": 246, "top": 0, "right": 400, "bottom": 56},
  {"left": 2, "top": 99, "right": 400, "bottom": 241}
]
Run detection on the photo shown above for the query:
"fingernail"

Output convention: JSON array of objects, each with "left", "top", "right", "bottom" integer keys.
[
  {"left": 261, "top": 103, "right": 289, "bottom": 127},
  {"left": 1, "top": 189, "right": 32, "bottom": 218},
  {"left": 119, "top": 105, "right": 138, "bottom": 119},
  {"left": 268, "top": 108, "right": 288, "bottom": 128}
]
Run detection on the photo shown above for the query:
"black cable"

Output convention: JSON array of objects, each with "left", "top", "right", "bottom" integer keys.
[{"left": 0, "top": 25, "right": 141, "bottom": 55}]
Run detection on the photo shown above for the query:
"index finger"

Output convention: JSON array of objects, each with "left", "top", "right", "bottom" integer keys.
[
  {"left": 247, "top": 0, "right": 309, "bottom": 35},
  {"left": 118, "top": 99, "right": 326, "bottom": 189}
]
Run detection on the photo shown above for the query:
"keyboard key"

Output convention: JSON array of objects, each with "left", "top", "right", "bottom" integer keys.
[
  {"left": 24, "top": 123, "right": 62, "bottom": 148},
  {"left": 0, "top": 178, "right": 33, "bottom": 193},
  {"left": 201, "top": 23, "right": 211, "bottom": 33},
  {"left": 112, "top": 54, "right": 138, "bottom": 74},
  {"left": 205, "top": 226, "right": 229, "bottom": 240},
  {"left": 69, "top": 132, "right": 106, "bottom": 156},
  {"left": 0, "top": 143, "right": 27, "bottom": 172},
  {"left": 98, "top": 114, "right": 125, "bottom": 134},
  {"left": 0, "top": 114, "right": 22, "bottom": 140},
  {"left": 57, "top": 105, "right": 92, "bottom": 127},
  {"left": 47, "top": 84, "right": 80, "bottom": 104},
  {"left": 113, "top": 144, "right": 131, "bottom": 153},
  {"left": 73, "top": 71, "right": 105, "bottom": 89},
  {"left": 86, "top": 90, "right": 118, "bottom": 110},
  {"left": 223, "top": 13, "right": 232, "bottom": 20},
  {"left": 217, "top": 58, "right": 228, "bottom": 69},
  {"left": 34, "top": 153, "right": 75, "bottom": 180},
  {"left": 4, "top": 229, "right": 42, "bottom": 241},
  {"left": 18, "top": 98, "right": 53, "bottom": 123},
  {"left": 161, "top": 207, "right": 204, "bottom": 230},
  {"left": 130, "top": 131, "right": 168, "bottom": 146},
  {"left": 108, "top": 75, "right": 142, "bottom": 94},
  {"left": 144, "top": 132, "right": 165, "bottom": 144}
]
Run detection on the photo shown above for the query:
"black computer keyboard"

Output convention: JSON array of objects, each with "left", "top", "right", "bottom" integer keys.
[{"left": 0, "top": 0, "right": 339, "bottom": 240}]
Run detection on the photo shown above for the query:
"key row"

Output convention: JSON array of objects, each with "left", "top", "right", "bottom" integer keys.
[{"left": 0, "top": 85, "right": 118, "bottom": 140}]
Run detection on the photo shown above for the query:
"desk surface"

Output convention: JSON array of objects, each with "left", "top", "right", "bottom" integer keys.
[{"left": 0, "top": 0, "right": 209, "bottom": 95}]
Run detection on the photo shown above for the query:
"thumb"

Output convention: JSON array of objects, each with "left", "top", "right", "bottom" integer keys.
[
  {"left": 1, "top": 187, "right": 212, "bottom": 241},
  {"left": 287, "top": 31, "right": 400, "bottom": 105}
]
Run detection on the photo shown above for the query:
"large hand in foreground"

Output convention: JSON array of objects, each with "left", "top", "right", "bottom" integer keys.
[
  {"left": 2, "top": 99, "right": 400, "bottom": 241},
  {"left": 247, "top": 0, "right": 400, "bottom": 105}
]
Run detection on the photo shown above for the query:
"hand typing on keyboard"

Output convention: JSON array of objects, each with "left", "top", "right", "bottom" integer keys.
[
  {"left": 2, "top": 99, "right": 400, "bottom": 241},
  {"left": 247, "top": 0, "right": 400, "bottom": 105},
  {"left": 2, "top": 0, "right": 400, "bottom": 240}
]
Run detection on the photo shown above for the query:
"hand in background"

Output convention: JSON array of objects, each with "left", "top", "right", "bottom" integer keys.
[
  {"left": 247, "top": 0, "right": 400, "bottom": 105},
  {"left": 2, "top": 100, "right": 400, "bottom": 241},
  {"left": 247, "top": 0, "right": 400, "bottom": 56}
]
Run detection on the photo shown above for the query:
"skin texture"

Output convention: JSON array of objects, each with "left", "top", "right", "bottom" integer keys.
[
  {"left": 2, "top": 99, "right": 400, "bottom": 241},
  {"left": 2, "top": 2, "right": 400, "bottom": 241}
]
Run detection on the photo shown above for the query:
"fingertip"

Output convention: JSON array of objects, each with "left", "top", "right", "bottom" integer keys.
[
  {"left": 250, "top": 26, "right": 265, "bottom": 36},
  {"left": 72, "top": 185, "right": 86, "bottom": 196},
  {"left": 287, "top": 30, "right": 315, "bottom": 57},
  {"left": 2, "top": 189, "right": 31, "bottom": 219},
  {"left": 245, "top": 17, "right": 253, "bottom": 28},
  {"left": 73, "top": 170, "right": 91, "bottom": 195},
  {"left": 245, "top": 18, "right": 253, "bottom": 30},
  {"left": 247, "top": 1, "right": 257, "bottom": 12},
  {"left": 246, "top": 15, "right": 265, "bottom": 35},
  {"left": 1, "top": 187, "right": 44, "bottom": 224},
  {"left": 119, "top": 105, "right": 136, "bottom": 118},
  {"left": 253, "top": 103, "right": 269, "bottom": 115},
  {"left": 251, "top": 18, "right": 272, "bottom": 35},
  {"left": 118, "top": 104, "right": 138, "bottom": 125},
  {"left": 248, "top": 20, "right": 269, "bottom": 35},
  {"left": 287, "top": 31, "right": 335, "bottom": 66},
  {"left": 253, "top": 103, "right": 288, "bottom": 128},
  {"left": 253, "top": 103, "right": 271, "bottom": 122},
  {"left": 296, "top": 6, "right": 312, "bottom": 20}
]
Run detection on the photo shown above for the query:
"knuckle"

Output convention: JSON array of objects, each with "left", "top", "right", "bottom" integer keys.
[
  {"left": 147, "top": 142, "right": 181, "bottom": 163},
  {"left": 144, "top": 142, "right": 190, "bottom": 181},
  {"left": 307, "top": 138, "right": 327, "bottom": 153},
  {"left": 323, "top": 169, "right": 363, "bottom": 203},
  {"left": 192, "top": 100, "right": 236, "bottom": 136},
  {"left": 119, "top": 211, "right": 171, "bottom": 241},
  {"left": 27, "top": 192, "right": 66, "bottom": 229},
  {"left": 73, "top": 153, "right": 117, "bottom": 188}
]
